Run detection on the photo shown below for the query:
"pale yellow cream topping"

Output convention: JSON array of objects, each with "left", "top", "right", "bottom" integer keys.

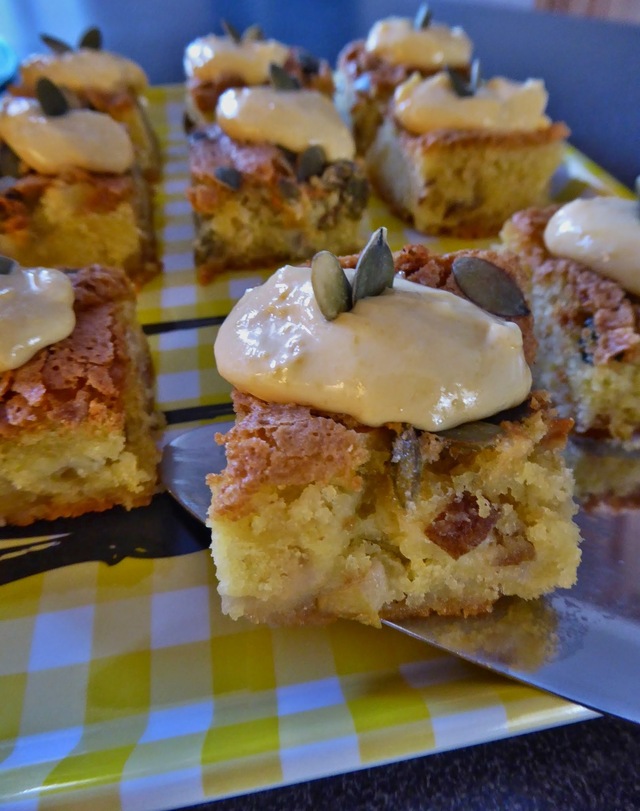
[
  {"left": 217, "top": 87, "right": 355, "bottom": 160},
  {"left": 0, "top": 263, "right": 76, "bottom": 372},
  {"left": 214, "top": 265, "right": 531, "bottom": 431},
  {"left": 21, "top": 49, "right": 148, "bottom": 93},
  {"left": 394, "top": 72, "right": 550, "bottom": 134},
  {"left": 0, "top": 96, "right": 134, "bottom": 174},
  {"left": 365, "top": 17, "right": 471, "bottom": 70},
  {"left": 184, "top": 35, "right": 289, "bottom": 83},
  {"left": 544, "top": 197, "right": 640, "bottom": 295}
]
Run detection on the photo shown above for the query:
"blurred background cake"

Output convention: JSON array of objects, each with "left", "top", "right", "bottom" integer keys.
[
  {"left": 366, "top": 67, "right": 568, "bottom": 237},
  {"left": 10, "top": 27, "right": 161, "bottom": 182},
  {"left": 187, "top": 74, "right": 369, "bottom": 282},
  {"left": 0, "top": 86, "right": 160, "bottom": 286},
  {"left": 0, "top": 260, "right": 164, "bottom": 526},
  {"left": 184, "top": 20, "right": 334, "bottom": 130},
  {"left": 335, "top": 4, "right": 473, "bottom": 154},
  {"left": 501, "top": 194, "right": 640, "bottom": 448}
]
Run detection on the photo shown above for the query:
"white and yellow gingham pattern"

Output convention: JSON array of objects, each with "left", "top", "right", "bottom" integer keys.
[{"left": 1, "top": 85, "right": 620, "bottom": 811}]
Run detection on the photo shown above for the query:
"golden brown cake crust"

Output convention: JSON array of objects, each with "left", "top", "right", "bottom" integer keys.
[
  {"left": 392, "top": 118, "right": 570, "bottom": 151},
  {"left": 212, "top": 386, "right": 571, "bottom": 524},
  {"left": 210, "top": 390, "right": 372, "bottom": 519},
  {"left": 504, "top": 206, "right": 640, "bottom": 364},
  {"left": 188, "top": 125, "right": 289, "bottom": 210},
  {"left": 0, "top": 265, "right": 134, "bottom": 437}
]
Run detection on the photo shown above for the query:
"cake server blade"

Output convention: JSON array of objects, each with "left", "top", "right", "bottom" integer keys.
[{"left": 162, "top": 424, "right": 640, "bottom": 725}]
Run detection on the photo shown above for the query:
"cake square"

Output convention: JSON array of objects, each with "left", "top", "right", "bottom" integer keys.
[
  {"left": 206, "top": 241, "right": 580, "bottom": 627},
  {"left": 366, "top": 72, "right": 568, "bottom": 238},
  {"left": 183, "top": 23, "right": 334, "bottom": 130},
  {"left": 0, "top": 93, "right": 161, "bottom": 287},
  {"left": 187, "top": 83, "right": 369, "bottom": 283},
  {"left": 13, "top": 32, "right": 161, "bottom": 182},
  {"left": 0, "top": 263, "right": 164, "bottom": 527},
  {"left": 501, "top": 201, "right": 640, "bottom": 448},
  {"left": 335, "top": 9, "right": 473, "bottom": 155}
]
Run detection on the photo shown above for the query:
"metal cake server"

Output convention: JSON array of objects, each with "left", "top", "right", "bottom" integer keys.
[{"left": 162, "top": 423, "right": 640, "bottom": 724}]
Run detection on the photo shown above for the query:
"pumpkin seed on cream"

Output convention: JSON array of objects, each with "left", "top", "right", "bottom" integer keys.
[
  {"left": 0, "top": 96, "right": 134, "bottom": 175},
  {"left": 184, "top": 35, "right": 289, "bottom": 83},
  {"left": 214, "top": 265, "right": 531, "bottom": 432},
  {"left": 365, "top": 16, "right": 471, "bottom": 70},
  {"left": 216, "top": 87, "right": 355, "bottom": 161},
  {"left": 0, "top": 261, "right": 76, "bottom": 372},
  {"left": 394, "top": 72, "right": 550, "bottom": 134}
]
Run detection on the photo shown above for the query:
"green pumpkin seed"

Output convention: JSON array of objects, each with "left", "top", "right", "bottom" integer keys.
[
  {"left": 213, "top": 166, "right": 242, "bottom": 190},
  {"left": 221, "top": 19, "right": 241, "bottom": 43},
  {"left": 296, "top": 145, "right": 326, "bottom": 181},
  {"left": 242, "top": 24, "right": 264, "bottom": 42},
  {"left": 391, "top": 427, "right": 422, "bottom": 508},
  {"left": 36, "top": 78, "right": 69, "bottom": 117},
  {"left": 269, "top": 62, "right": 301, "bottom": 90},
  {"left": 352, "top": 227, "right": 394, "bottom": 305},
  {"left": 311, "top": 250, "right": 352, "bottom": 321},
  {"left": 0, "top": 144, "right": 21, "bottom": 178},
  {"left": 414, "top": 3, "right": 433, "bottom": 29},
  {"left": 40, "top": 33, "right": 73, "bottom": 54},
  {"left": 0, "top": 255, "right": 17, "bottom": 275},
  {"left": 452, "top": 255, "right": 530, "bottom": 317},
  {"left": 447, "top": 60, "right": 481, "bottom": 98},
  {"left": 78, "top": 26, "right": 102, "bottom": 49},
  {"left": 437, "top": 420, "right": 504, "bottom": 447}
]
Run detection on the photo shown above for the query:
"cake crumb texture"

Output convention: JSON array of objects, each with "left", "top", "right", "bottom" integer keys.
[
  {"left": 367, "top": 119, "right": 568, "bottom": 237},
  {"left": 208, "top": 389, "right": 580, "bottom": 627}
]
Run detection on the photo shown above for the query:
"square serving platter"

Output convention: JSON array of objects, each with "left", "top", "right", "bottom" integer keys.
[{"left": 1, "top": 84, "right": 631, "bottom": 811}]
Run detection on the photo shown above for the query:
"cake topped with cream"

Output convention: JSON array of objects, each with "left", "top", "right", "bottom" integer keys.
[
  {"left": 365, "top": 14, "right": 472, "bottom": 70},
  {"left": 394, "top": 70, "right": 551, "bottom": 134},
  {"left": 19, "top": 27, "right": 146, "bottom": 95},
  {"left": 543, "top": 196, "right": 640, "bottom": 295},
  {"left": 216, "top": 85, "right": 355, "bottom": 160},
  {"left": 0, "top": 257, "right": 76, "bottom": 372},
  {"left": 185, "top": 34, "right": 289, "bottom": 84},
  {"left": 21, "top": 48, "right": 148, "bottom": 95},
  {"left": 0, "top": 94, "right": 134, "bottom": 175},
  {"left": 215, "top": 230, "right": 531, "bottom": 431}
]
